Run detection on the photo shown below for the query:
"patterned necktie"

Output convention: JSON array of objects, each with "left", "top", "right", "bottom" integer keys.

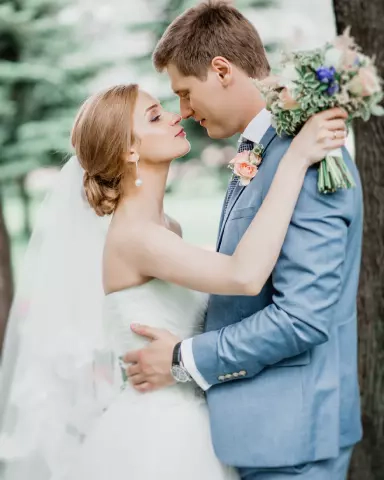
[{"left": 223, "top": 138, "right": 255, "bottom": 215}]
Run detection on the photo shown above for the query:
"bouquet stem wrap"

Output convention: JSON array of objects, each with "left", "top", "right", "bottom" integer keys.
[{"left": 318, "top": 150, "right": 356, "bottom": 194}]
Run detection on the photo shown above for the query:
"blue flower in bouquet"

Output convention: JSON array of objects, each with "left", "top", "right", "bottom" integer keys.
[
  {"left": 326, "top": 82, "right": 340, "bottom": 96},
  {"left": 316, "top": 66, "right": 336, "bottom": 84}
]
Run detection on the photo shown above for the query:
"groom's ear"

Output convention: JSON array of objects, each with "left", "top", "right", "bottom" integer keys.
[{"left": 211, "top": 56, "right": 232, "bottom": 87}]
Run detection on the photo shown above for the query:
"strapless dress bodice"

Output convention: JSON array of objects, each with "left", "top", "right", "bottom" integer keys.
[{"left": 103, "top": 279, "right": 208, "bottom": 357}]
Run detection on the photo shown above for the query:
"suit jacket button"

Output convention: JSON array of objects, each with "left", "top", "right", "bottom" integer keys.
[
  {"left": 239, "top": 370, "right": 247, "bottom": 376},
  {"left": 218, "top": 375, "right": 225, "bottom": 381}
]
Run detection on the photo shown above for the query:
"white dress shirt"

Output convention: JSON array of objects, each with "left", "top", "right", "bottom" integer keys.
[{"left": 181, "top": 108, "right": 272, "bottom": 391}]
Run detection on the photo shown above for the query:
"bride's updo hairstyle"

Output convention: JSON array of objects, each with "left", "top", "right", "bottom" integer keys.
[{"left": 71, "top": 84, "right": 139, "bottom": 217}]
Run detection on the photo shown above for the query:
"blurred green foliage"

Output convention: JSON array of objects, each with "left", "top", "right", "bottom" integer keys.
[{"left": 0, "top": 0, "right": 110, "bottom": 182}]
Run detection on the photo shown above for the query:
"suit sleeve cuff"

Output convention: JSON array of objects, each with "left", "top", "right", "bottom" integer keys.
[{"left": 181, "top": 339, "right": 211, "bottom": 391}]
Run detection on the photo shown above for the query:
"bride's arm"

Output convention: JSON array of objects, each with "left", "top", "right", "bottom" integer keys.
[{"left": 128, "top": 109, "right": 347, "bottom": 296}]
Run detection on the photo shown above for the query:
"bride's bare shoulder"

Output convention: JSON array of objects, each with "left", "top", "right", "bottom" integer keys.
[
  {"left": 107, "top": 213, "right": 182, "bottom": 254},
  {"left": 106, "top": 218, "right": 154, "bottom": 253},
  {"left": 103, "top": 219, "right": 161, "bottom": 293}
]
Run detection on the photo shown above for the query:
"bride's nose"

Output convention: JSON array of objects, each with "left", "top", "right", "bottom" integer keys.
[{"left": 169, "top": 114, "right": 182, "bottom": 126}]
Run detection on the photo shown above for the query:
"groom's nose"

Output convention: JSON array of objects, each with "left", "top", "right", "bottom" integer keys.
[{"left": 180, "top": 99, "right": 194, "bottom": 120}]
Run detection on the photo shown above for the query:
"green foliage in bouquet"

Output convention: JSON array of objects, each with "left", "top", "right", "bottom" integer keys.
[{"left": 256, "top": 28, "right": 384, "bottom": 193}]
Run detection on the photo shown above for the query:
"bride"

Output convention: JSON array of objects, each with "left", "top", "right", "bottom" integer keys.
[{"left": 0, "top": 84, "right": 347, "bottom": 480}]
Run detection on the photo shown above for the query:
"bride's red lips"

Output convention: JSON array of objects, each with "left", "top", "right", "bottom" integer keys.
[{"left": 175, "top": 128, "right": 186, "bottom": 137}]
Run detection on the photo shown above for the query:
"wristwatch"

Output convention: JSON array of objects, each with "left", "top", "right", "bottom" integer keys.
[{"left": 170, "top": 342, "right": 193, "bottom": 383}]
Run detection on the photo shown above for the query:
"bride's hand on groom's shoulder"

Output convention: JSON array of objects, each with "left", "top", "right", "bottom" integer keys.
[{"left": 123, "top": 324, "right": 181, "bottom": 392}]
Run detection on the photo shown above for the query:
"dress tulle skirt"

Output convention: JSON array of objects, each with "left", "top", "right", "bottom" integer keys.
[{"left": 67, "top": 384, "right": 239, "bottom": 480}]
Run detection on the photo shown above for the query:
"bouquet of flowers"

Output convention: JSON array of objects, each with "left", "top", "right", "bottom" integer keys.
[{"left": 256, "top": 28, "right": 383, "bottom": 194}]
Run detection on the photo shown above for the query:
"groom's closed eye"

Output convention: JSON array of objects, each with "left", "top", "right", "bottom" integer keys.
[{"left": 175, "top": 90, "right": 190, "bottom": 100}]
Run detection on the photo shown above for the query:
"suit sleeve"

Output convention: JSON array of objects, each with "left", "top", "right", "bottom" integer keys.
[{"left": 190, "top": 156, "right": 353, "bottom": 387}]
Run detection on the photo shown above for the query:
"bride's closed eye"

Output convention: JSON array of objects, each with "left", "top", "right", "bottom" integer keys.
[{"left": 150, "top": 114, "right": 161, "bottom": 122}]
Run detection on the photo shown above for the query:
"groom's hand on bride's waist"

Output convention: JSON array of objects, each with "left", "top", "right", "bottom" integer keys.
[{"left": 123, "top": 324, "right": 180, "bottom": 393}]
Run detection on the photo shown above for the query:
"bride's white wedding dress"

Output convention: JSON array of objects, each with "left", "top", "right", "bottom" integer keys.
[{"left": 68, "top": 279, "right": 239, "bottom": 480}]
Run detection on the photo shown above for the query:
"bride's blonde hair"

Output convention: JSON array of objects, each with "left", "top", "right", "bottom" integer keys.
[{"left": 71, "top": 84, "right": 139, "bottom": 216}]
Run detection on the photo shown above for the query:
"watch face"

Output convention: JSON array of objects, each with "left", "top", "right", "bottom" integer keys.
[{"left": 171, "top": 365, "right": 191, "bottom": 383}]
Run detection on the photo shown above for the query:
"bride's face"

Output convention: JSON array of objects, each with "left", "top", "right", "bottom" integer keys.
[{"left": 133, "top": 90, "right": 191, "bottom": 163}]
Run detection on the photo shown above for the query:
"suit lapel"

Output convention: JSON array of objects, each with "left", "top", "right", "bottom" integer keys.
[
  {"left": 217, "top": 126, "right": 278, "bottom": 251},
  {"left": 217, "top": 180, "right": 243, "bottom": 249},
  {"left": 216, "top": 202, "right": 227, "bottom": 250}
]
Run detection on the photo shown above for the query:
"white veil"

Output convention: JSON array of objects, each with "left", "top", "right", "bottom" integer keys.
[{"left": 0, "top": 157, "right": 119, "bottom": 479}]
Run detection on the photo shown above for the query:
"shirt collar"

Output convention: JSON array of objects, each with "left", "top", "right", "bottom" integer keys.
[{"left": 241, "top": 108, "right": 272, "bottom": 145}]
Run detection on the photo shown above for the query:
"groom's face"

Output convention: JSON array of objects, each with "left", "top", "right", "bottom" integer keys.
[{"left": 167, "top": 64, "right": 241, "bottom": 139}]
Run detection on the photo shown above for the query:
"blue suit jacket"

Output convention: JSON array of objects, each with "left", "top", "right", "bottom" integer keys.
[{"left": 192, "top": 126, "right": 363, "bottom": 468}]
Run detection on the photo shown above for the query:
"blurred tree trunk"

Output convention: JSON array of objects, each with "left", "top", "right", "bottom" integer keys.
[
  {"left": 0, "top": 192, "right": 14, "bottom": 356},
  {"left": 332, "top": 1, "right": 384, "bottom": 479},
  {"left": 17, "top": 176, "right": 32, "bottom": 238}
]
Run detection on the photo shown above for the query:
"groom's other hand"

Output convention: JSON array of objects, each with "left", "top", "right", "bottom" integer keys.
[{"left": 123, "top": 324, "right": 180, "bottom": 392}]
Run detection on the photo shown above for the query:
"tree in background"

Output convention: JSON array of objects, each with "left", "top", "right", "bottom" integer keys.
[
  {"left": 0, "top": 197, "right": 13, "bottom": 359},
  {"left": 0, "top": 0, "right": 109, "bottom": 354},
  {"left": 332, "top": 1, "right": 384, "bottom": 479}
]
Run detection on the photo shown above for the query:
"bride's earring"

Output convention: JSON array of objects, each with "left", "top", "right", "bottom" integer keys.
[{"left": 134, "top": 158, "right": 143, "bottom": 187}]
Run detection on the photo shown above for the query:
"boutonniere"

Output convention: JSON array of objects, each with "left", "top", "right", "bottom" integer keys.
[{"left": 228, "top": 143, "right": 264, "bottom": 186}]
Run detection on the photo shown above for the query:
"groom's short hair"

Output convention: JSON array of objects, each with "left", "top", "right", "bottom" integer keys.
[{"left": 153, "top": 1, "right": 270, "bottom": 79}]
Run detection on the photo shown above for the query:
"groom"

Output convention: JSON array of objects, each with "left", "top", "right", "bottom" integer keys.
[{"left": 124, "top": 2, "right": 363, "bottom": 478}]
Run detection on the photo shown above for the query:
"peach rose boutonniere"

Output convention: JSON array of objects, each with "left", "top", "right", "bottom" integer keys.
[{"left": 228, "top": 143, "right": 264, "bottom": 186}]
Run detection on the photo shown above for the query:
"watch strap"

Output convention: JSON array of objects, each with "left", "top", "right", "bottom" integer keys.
[{"left": 172, "top": 342, "right": 182, "bottom": 367}]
